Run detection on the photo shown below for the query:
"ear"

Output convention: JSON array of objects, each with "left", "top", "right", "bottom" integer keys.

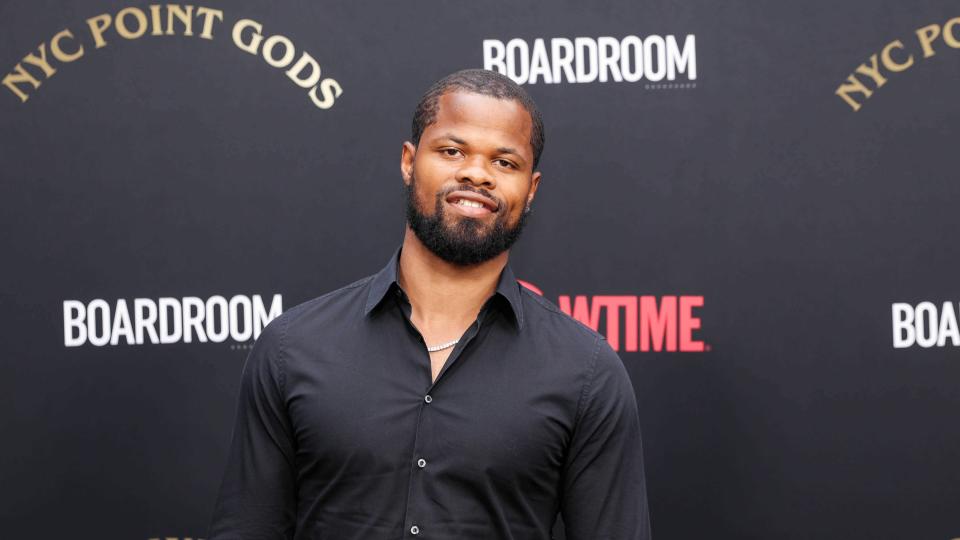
[
  {"left": 400, "top": 141, "right": 417, "bottom": 186},
  {"left": 525, "top": 170, "right": 542, "bottom": 209}
]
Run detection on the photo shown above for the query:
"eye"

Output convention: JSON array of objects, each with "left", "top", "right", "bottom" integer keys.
[
  {"left": 441, "top": 147, "right": 463, "bottom": 157},
  {"left": 495, "top": 158, "right": 517, "bottom": 169}
]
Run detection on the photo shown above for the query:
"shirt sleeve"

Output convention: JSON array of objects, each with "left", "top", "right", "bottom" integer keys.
[
  {"left": 560, "top": 337, "right": 651, "bottom": 540},
  {"left": 208, "top": 316, "right": 297, "bottom": 540}
]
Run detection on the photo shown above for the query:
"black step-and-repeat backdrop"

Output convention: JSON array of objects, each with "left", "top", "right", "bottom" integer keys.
[{"left": 2, "top": 1, "right": 959, "bottom": 538}]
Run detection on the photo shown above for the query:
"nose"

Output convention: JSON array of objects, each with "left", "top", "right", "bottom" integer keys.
[{"left": 455, "top": 155, "right": 496, "bottom": 189}]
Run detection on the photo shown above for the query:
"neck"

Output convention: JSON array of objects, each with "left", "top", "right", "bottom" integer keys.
[{"left": 398, "top": 226, "right": 507, "bottom": 335}]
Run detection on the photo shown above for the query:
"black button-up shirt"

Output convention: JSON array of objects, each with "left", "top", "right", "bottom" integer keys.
[{"left": 209, "top": 249, "right": 650, "bottom": 540}]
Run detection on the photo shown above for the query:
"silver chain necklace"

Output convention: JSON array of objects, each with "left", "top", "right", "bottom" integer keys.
[{"left": 426, "top": 339, "right": 459, "bottom": 352}]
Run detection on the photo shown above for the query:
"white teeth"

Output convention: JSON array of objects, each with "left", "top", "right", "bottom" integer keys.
[{"left": 455, "top": 199, "right": 484, "bottom": 209}]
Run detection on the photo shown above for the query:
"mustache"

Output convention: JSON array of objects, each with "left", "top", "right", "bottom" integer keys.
[{"left": 436, "top": 185, "right": 502, "bottom": 212}]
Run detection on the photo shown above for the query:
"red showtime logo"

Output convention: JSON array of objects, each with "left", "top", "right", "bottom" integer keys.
[{"left": 519, "top": 281, "right": 708, "bottom": 353}]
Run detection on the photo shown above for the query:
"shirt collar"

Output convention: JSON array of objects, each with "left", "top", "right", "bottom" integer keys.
[{"left": 364, "top": 247, "right": 525, "bottom": 330}]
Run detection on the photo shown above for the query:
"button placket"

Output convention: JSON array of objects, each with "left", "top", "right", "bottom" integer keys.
[
  {"left": 429, "top": 316, "right": 483, "bottom": 385},
  {"left": 404, "top": 385, "right": 436, "bottom": 538}
]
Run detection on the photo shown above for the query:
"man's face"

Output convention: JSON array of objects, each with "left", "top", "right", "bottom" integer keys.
[{"left": 401, "top": 91, "right": 541, "bottom": 266}]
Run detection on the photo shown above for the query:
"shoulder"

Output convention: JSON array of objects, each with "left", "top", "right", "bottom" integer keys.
[
  {"left": 519, "top": 286, "right": 605, "bottom": 347},
  {"left": 515, "top": 287, "right": 624, "bottom": 381},
  {"left": 261, "top": 274, "right": 376, "bottom": 344},
  {"left": 517, "top": 286, "right": 634, "bottom": 387},
  {"left": 283, "top": 274, "right": 374, "bottom": 319}
]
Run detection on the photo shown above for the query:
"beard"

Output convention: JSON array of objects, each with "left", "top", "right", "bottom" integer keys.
[{"left": 404, "top": 172, "right": 531, "bottom": 266}]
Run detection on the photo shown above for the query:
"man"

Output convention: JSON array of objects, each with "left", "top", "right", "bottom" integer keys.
[{"left": 209, "top": 68, "right": 650, "bottom": 540}]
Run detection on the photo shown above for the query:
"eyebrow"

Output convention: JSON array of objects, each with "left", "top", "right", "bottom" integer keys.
[
  {"left": 439, "top": 133, "right": 468, "bottom": 145},
  {"left": 438, "top": 133, "right": 525, "bottom": 163}
]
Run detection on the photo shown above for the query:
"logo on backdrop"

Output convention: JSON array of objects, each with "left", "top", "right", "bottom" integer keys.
[
  {"left": 892, "top": 301, "right": 960, "bottom": 349},
  {"left": 835, "top": 16, "right": 960, "bottom": 111},
  {"left": 3, "top": 4, "right": 342, "bottom": 109},
  {"left": 519, "top": 281, "right": 709, "bottom": 352},
  {"left": 63, "top": 294, "right": 283, "bottom": 347},
  {"left": 483, "top": 34, "right": 696, "bottom": 88}
]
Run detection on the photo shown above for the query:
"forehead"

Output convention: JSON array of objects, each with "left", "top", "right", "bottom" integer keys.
[{"left": 425, "top": 92, "right": 533, "bottom": 155}]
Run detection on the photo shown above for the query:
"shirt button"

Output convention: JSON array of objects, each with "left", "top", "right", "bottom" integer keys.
[
  {"left": 417, "top": 458, "right": 427, "bottom": 468},
  {"left": 424, "top": 395, "right": 433, "bottom": 404},
  {"left": 410, "top": 525, "right": 420, "bottom": 535}
]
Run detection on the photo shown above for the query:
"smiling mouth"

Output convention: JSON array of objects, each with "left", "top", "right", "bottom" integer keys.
[
  {"left": 444, "top": 190, "right": 500, "bottom": 214},
  {"left": 445, "top": 198, "right": 495, "bottom": 218},
  {"left": 452, "top": 198, "right": 487, "bottom": 209}
]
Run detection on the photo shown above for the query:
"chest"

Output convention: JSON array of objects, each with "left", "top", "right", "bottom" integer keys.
[
  {"left": 428, "top": 348, "right": 452, "bottom": 383},
  {"left": 285, "top": 344, "right": 579, "bottom": 481}
]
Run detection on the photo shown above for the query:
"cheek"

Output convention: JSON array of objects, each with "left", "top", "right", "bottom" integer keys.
[
  {"left": 496, "top": 193, "right": 527, "bottom": 226},
  {"left": 503, "top": 183, "right": 532, "bottom": 210},
  {"left": 415, "top": 154, "right": 455, "bottom": 183},
  {"left": 411, "top": 164, "right": 439, "bottom": 190},
  {"left": 413, "top": 182, "right": 439, "bottom": 212}
]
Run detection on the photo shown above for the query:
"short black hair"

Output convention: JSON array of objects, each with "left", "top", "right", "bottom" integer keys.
[{"left": 411, "top": 69, "right": 545, "bottom": 169}]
